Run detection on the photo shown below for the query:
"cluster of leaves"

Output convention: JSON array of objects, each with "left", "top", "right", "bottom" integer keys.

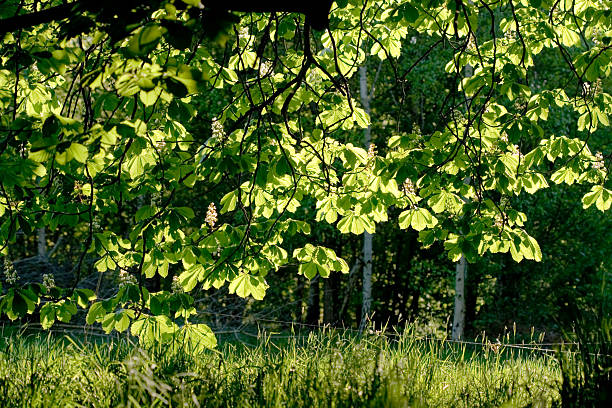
[{"left": 0, "top": 0, "right": 611, "bottom": 348}]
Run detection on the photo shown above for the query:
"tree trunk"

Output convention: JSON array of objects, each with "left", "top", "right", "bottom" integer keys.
[
  {"left": 305, "top": 275, "right": 320, "bottom": 326},
  {"left": 452, "top": 255, "right": 467, "bottom": 340},
  {"left": 408, "top": 288, "right": 420, "bottom": 322},
  {"left": 452, "top": 172, "right": 472, "bottom": 340},
  {"left": 37, "top": 227, "right": 46, "bottom": 258},
  {"left": 464, "top": 263, "right": 480, "bottom": 335},
  {"left": 338, "top": 260, "right": 360, "bottom": 325},
  {"left": 359, "top": 64, "right": 373, "bottom": 332},
  {"left": 360, "top": 234, "right": 373, "bottom": 330},
  {"left": 323, "top": 274, "right": 338, "bottom": 324},
  {"left": 294, "top": 276, "right": 305, "bottom": 323}
]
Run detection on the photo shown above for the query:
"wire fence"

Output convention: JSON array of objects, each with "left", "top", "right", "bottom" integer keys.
[
  {"left": 196, "top": 310, "right": 598, "bottom": 355},
  {"left": 3, "top": 310, "right": 608, "bottom": 358}
]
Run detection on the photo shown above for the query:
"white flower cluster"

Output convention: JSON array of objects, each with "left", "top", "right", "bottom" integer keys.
[
  {"left": 205, "top": 203, "right": 217, "bottom": 228},
  {"left": 593, "top": 151, "right": 605, "bottom": 170},
  {"left": 155, "top": 138, "right": 166, "bottom": 150},
  {"left": 466, "top": 34, "right": 476, "bottom": 50},
  {"left": 3, "top": 258, "right": 17, "bottom": 285},
  {"left": 118, "top": 270, "right": 137, "bottom": 287},
  {"left": 259, "top": 60, "right": 274, "bottom": 77},
  {"left": 42, "top": 273, "right": 55, "bottom": 290},
  {"left": 171, "top": 276, "right": 182, "bottom": 293},
  {"left": 581, "top": 80, "right": 601, "bottom": 98},
  {"left": 493, "top": 214, "right": 504, "bottom": 230},
  {"left": 211, "top": 117, "right": 225, "bottom": 140},
  {"left": 511, "top": 144, "right": 524, "bottom": 161},
  {"left": 402, "top": 178, "right": 416, "bottom": 196},
  {"left": 238, "top": 26, "right": 249, "bottom": 40},
  {"left": 513, "top": 99, "right": 527, "bottom": 112},
  {"left": 592, "top": 27, "right": 601, "bottom": 46},
  {"left": 367, "top": 143, "right": 377, "bottom": 160},
  {"left": 92, "top": 216, "right": 101, "bottom": 230},
  {"left": 500, "top": 133, "right": 509, "bottom": 143},
  {"left": 594, "top": 79, "right": 603, "bottom": 95},
  {"left": 365, "top": 143, "right": 377, "bottom": 172}
]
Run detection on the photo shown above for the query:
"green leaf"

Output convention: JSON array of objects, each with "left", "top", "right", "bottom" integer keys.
[
  {"left": 428, "top": 193, "right": 447, "bottom": 213},
  {"left": 73, "top": 288, "right": 96, "bottom": 308},
  {"left": 299, "top": 261, "right": 326, "bottom": 279},
  {"left": 220, "top": 190, "right": 238, "bottom": 213},
  {"left": 551, "top": 166, "right": 578, "bottom": 185},
  {"left": 127, "top": 25, "right": 163, "bottom": 57},
  {"left": 524, "top": 234, "right": 542, "bottom": 262},
  {"left": 595, "top": 187, "right": 612, "bottom": 211},
  {"left": 167, "top": 64, "right": 208, "bottom": 96},
  {"left": 67, "top": 143, "right": 88, "bottom": 163},
  {"left": 12, "top": 292, "right": 28, "bottom": 317},
  {"left": 175, "top": 206, "right": 195, "bottom": 219},
  {"left": 114, "top": 311, "right": 131, "bottom": 332},
  {"left": 228, "top": 273, "right": 268, "bottom": 300},
  {"left": 178, "top": 323, "right": 217, "bottom": 353},
  {"left": 139, "top": 88, "right": 161, "bottom": 106},
  {"left": 398, "top": 208, "right": 438, "bottom": 231},
  {"left": 582, "top": 185, "right": 603, "bottom": 209},
  {"left": 56, "top": 301, "right": 77, "bottom": 322},
  {"left": 178, "top": 265, "right": 205, "bottom": 292},
  {"left": 86, "top": 302, "right": 106, "bottom": 325},
  {"left": 40, "top": 303, "right": 56, "bottom": 329},
  {"left": 401, "top": 3, "right": 419, "bottom": 22},
  {"left": 560, "top": 26, "right": 580, "bottom": 47},
  {"left": 131, "top": 315, "right": 178, "bottom": 347}
]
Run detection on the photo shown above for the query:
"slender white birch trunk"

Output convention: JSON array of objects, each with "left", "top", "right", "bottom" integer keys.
[
  {"left": 359, "top": 65, "right": 373, "bottom": 331},
  {"left": 452, "top": 255, "right": 467, "bottom": 340}
]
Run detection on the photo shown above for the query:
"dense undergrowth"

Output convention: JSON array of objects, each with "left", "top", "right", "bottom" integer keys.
[{"left": 0, "top": 327, "right": 561, "bottom": 408}]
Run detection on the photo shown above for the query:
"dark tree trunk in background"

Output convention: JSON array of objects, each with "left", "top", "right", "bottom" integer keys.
[
  {"left": 337, "top": 261, "right": 360, "bottom": 326},
  {"left": 37, "top": 228, "right": 46, "bottom": 258},
  {"left": 306, "top": 275, "right": 320, "bottom": 326},
  {"left": 408, "top": 289, "right": 420, "bottom": 321},
  {"left": 294, "top": 276, "right": 305, "bottom": 323},
  {"left": 383, "top": 233, "right": 402, "bottom": 325},
  {"left": 152, "top": 275, "right": 161, "bottom": 292},
  {"left": 494, "top": 256, "right": 521, "bottom": 329},
  {"left": 324, "top": 274, "right": 339, "bottom": 324},
  {"left": 387, "top": 230, "right": 417, "bottom": 325},
  {"left": 464, "top": 265, "right": 480, "bottom": 335}
]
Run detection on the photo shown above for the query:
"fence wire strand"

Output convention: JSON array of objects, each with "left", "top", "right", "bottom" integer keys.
[{"left": 2, "top": 311, "right": 609, "bottom": 358}]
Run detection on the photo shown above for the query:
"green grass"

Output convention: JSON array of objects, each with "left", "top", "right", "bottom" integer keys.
[{"left": 0, "top": 327, "right": 560, "bottom": 407}]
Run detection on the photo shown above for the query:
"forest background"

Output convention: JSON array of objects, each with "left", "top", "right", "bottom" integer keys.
[{"left": 0, "top": 0, "right": 610, "bottom": 347}]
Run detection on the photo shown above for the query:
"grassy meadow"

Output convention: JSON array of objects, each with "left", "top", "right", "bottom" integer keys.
[{"left": 0, "top": 326, "right": 561, "bottom": 408}]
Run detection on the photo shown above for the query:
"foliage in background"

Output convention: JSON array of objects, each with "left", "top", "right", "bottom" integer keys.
[{"left": 0, "top": 0, "right": 611, "bottom": 350}]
